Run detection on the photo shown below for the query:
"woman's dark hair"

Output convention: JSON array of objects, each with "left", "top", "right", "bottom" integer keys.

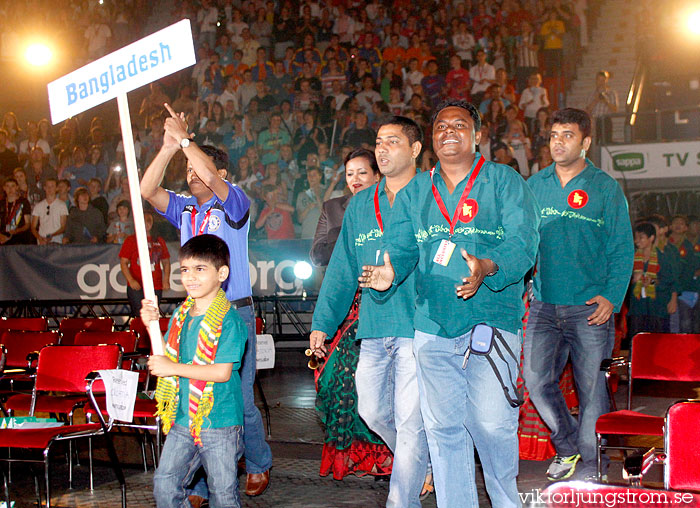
[
  {"left": 344, "top": 148, "right": 380, "bottom": 175},
  {"left": 180, "top": 234, "right": 230, "bottom": 271}
]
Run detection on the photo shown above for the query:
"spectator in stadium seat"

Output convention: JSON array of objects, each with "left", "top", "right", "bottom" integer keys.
[
  {"left": 519, "top": 73, "right": 550, "bottom": 135},
  {"left": 106, "top": 199, "right": 134, "bottom": 244},
  {"left": 296, "top": 166, "right": 326, "bottom": 240},
  {"left": 250, "top": 7, "right": 272, "bottom": 49},
  {"left": 540, "top": 10, "right": 565, "bottom": 78},
  {"left": 515, "top": 20, "right": 540, "bottom": 92},
  {"left": 256, "top": 185, "right": 295, "bottom": 240},
  {"left": 421, "top": 60, "right": 446, "bottom": 108},
  {"left": 239, "top": 28, "right": 261, "bottom": 67},
  {"left": 0, "top": 130, "right": 19, "bottom": 181},
  {"left": 258, "top": 114, "right": 291, "bottom": 165},
  {"left": 139, "top": 83, "right": 171, "bottom": 130},
  {"left": 63, "top": 187, "right": 106, "bottom": 244},
  {"left": 31, "top": 177, "right": 68, "bottom": 245},
  {"left": 470, "top": 49, "right": 496, "bottom": 106},
  {"left": 227, "top": 8, "right": 249, "bottom": 47},
  {"left": 25, "top": 146, "right": 56, "bottom": 191},
  {"left": 65, "top": 145, "right": 97, "bottom": 193},
  {"left": 18, "top": 121, "right": 51, "bottom": 165},
  {"left": 88, "top": 177, "right": 109, "bottom": 224},
  {"left": 340, "top": 112, "right": 376, "bottom": 151},
  {"left": 1, "top": 177, "right": 32, "bottom": 245}
]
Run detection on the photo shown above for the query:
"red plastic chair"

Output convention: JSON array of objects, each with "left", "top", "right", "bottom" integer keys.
[
  {"left": 74, "top": 331, "right": 139, "bottom": 370},
  {"left": 596, "top": 333, "right": 700, "bottom": 479},
  {"left": 0, "top": 346, "right": 125, "bottom": 508},
  {"left": 0, "top": 331, "right": 59, "bottom": 371},
  {"left": 0, "top": 317, "right": 48, "bottom": 332},
  {"left": 4, "top": 345, "right": 123, "bottom": 488},
  {"left": 58, "top": 317, "right": 114, "bottom": 345},
  {"left": 129, "top": 316, "right": 169, "bottom": 353},
  {"left": 665, "top": 400, "right": 700, "bottom": 492}
]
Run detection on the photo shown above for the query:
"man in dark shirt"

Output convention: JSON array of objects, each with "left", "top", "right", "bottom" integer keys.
[
  {"left": 63, "top": 187, "right": 106, "bottom": 244},
  {"left": 0, "top": 177, "right": 33, "bottom": 245},
  {"left": 0, "top": 130, "right": 19, "bottom": 181}
]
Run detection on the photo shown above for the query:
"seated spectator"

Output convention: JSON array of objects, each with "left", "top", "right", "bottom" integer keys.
[
  {"left": 295, "top": 166, "right": 326, "bottom": 239},
  {"left": 518, "top": 73, "right": 550, "bottom": 134},
  {"left": 293, "top": 78, "right": 321, "bottom": 112},
  {"left": 108, "top": 176, "right": 131, "bottom": 220},
  {"left": 224, "top": 115, "right": 255, "bottom": 169},
  {"left": 470, "top": 49, "right": 496, "bottom": 105},
  {"left": 491, "top": 141, "right": 520, "bottom": 174},
  {"left": 13, "top": 167, "right": 41, "bottom": 205},
  {"left": 0, "top": 129, "right": 19, "bottom": 181},
  {"left": 403, "top": 58, "right": 424, "bottom": 101},
  {"left": 446, "top": 55, "right": 471, "bottom": 100},
  {"left": 88, "top": 177, "right": 109, "bottom": 223},
  {"left": 0, "top": 177, "right": 32, "bottom": 245},
  {"left": 106, "top": 199, "right": 134, "bottom": 244},
  {"left": 1, "top": 112, "right": 21, "bottom": 147},
  {"left": 421, "top": 60, "right": 446, "bottom": 107},
  {"left": 293, "top": 111, "right": 327, "bottom": 164},
  {"left": 64, "top": 187, "right": 106, "bottom": 244},
  {"left": 25, "top": 146, "right": 56, "bottom": 192},
  {"left": 258, "top": 113, "right": 291, "bottom": 165},
  {"left": 65, "top": 145, "right": 97, "bottom": 193},
  {"left": 57, "top": 178, "right": 73, "bottom": 210},
  {"left": 30, "top": 177, "right": 68, "bottom": 245},
  {"left": 18, "top": 121, "right": 51, "bottom": 165},
  {"left": 267, "top": 61, "right": 294, "bottom": 105},
  {"left": 356, "top": 75, "right": 383, "bottom": 116},
  {"left": 503, "top": 120, "right": 532, "bottom": 178},
  {"left": 340, "top": 112, "right": 376, "bottom": 150},
  {"left": 256, "top": 185, "right": 295, "bottom": 240},
  {"left": 479, "top": 83, "right": 512, "bottom": 114},
  {"left": 529, "top": 144, "right": 553, "bottom": 176},
  {"left": 628, "top": 221, "right": 680, "bottom": 335},
  {"left": 119, "top": 212, "right": 170, "bottom": 316}
]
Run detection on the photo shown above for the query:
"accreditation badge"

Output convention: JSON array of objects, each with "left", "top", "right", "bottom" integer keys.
[{"left": 433, "top": 239, "right": 456, "bottom": 266}]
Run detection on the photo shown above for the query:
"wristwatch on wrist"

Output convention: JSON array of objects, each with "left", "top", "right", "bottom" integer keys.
[{"left": 180, "top": 137, "right": 191, "bottom": 149}]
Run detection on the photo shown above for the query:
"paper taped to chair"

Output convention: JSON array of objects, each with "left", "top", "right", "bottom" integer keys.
[
  {"left": 98, "top": 369, "right": 139, "bottom": 422},
  {"left": 256, "top": 334, "right": 275, "bottom": 370}
]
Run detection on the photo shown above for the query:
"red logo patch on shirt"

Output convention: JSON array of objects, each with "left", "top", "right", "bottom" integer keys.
[
  {"left": 679, "top": 245, "right": 687, "bottom": 258},
  {"left": 567, "top": 190, "right": 588, "bottom": 209},
  {"left": 695, "top": 243, "right": 700, "bottom": 253},
  {"left": 459, "top": 199, "right": 479, "bottom": 223}
]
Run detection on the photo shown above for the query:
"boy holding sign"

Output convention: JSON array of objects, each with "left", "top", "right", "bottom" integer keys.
[{"left": 143, "top": 234, "right": 247, "bottom": 508}]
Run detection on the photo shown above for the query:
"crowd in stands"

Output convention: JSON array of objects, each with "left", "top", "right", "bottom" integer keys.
[{"left": 1, "top": 0, "right": 592, "bottom": 242}]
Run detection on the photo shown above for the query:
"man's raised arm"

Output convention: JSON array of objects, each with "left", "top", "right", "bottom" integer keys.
[
  {"left": 140, "top": 105, "right": 180, "bottom": 213},
  {"left": 162, "top": 103, "right": 230, "bottom": 203}
]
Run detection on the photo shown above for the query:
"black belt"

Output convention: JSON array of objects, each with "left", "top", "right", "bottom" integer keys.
[{"left": 231, "top": 296, "right": 253, "bottom": 309}]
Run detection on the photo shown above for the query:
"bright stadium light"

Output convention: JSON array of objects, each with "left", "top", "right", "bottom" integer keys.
[
  {"left": 688, "top": 10, "right": 700, "bottom": 36},
  {"left": 25, "top": 43, "right": 52, "bottom": 67},
  {"left": 293, "top": 261, "right": 313, "bottom": 280}
]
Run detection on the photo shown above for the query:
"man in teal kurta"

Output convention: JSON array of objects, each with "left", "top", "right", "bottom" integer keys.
[
  {"left": 310, "top": 117, "right": 429, "bottom": 508},
  {"left": 360, "top": 100, "right": 540, "bottom": 508},
  {"left": 523, "top": 108, "right": 634, "bottom": 482}
]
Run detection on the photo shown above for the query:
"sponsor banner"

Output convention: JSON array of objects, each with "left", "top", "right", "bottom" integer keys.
[
  {"left": 601, "top": 141, "right": 700, "bottom": 179},
  {"left": 47, "top": 19, "right": 195, "bottom": 124},
  {"left": 0, "top": 240, "right": 314, "bottom": 301}
]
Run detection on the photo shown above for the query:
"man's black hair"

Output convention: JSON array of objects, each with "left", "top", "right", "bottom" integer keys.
[
  {"left": 180, "top": 234, "right": 230, "bottom": 271},
  {"left": 200, "top": 145, "right": 230, "bottom": 174},
  {"left": 345, "top": 148, "right": 380, "bottom": 175},
  {"left": 377, "top": 115, "right": 423, "bottom": 145},
  {"left": 634, "top": 222, "right": 656, "bottom": 240},
  {"left": 430, "top": 99, "right": 481, "bottom": 131},
  {"left": 551, "top": 108, "right": 592, "bottom": 140}
]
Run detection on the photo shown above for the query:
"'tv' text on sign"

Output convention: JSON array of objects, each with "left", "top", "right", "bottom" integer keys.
[{"left": 47, "top": 19, "right": 195, "bottom": 124}]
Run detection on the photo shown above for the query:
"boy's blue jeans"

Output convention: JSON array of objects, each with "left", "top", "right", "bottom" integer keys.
[{"left": 154, "top": 423, "right": 244, "bottom": 508}]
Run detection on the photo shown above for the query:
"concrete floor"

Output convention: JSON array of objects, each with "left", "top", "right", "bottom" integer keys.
[{"left": 3, "top": 349, "right": 694, "bottom": 507}]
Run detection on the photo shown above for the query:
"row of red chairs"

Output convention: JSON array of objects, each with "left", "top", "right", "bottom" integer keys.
[{"left": 595, "top": 332, "right": 700, "bottom": 492}]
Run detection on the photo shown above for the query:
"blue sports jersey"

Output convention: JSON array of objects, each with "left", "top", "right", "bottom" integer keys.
[{"left": 160, "top": 181, "right": 252, "bottom": 301}]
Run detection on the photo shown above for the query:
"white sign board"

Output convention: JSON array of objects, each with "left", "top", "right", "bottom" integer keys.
[
  {"left": 601, "top": 141, "right": 700, "bottom": 180},
  {"left": 47, "top": 19, "right": 195, "bottom": 124},
  {"left": 97, "top": 369, "right": 139, "bottom": 423},
  {"left": 256, "top": 334, "right": 275, "bottom": 370}
]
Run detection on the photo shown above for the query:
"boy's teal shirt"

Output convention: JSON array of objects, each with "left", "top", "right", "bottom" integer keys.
[
  {"left": 676, "top": 237, "right": 699, "bottom": 293},
  {"left": 628, "top": 244, "right": 681, "bottom": 318},
  {"left": 378, "top": 155, "right": 540, "bottom": 338},
  {"left": 312, "top": 179, "right": 416, "bottom": 339},
  {"left": 527, "top": 160, "right": 634, "bottom": 311},
  {"left": 168, "top": 306, "right": 247, "bottom": 429}
]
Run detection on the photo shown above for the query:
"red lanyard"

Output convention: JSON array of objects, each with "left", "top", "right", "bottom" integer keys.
[
  {"left": 430, "top": 156, "right": 485, "bottom": 237},
  {"left": 191, "top": 209, "right": 211, "bottom": 236},
  {"left": 373, "top": 185, "right": 383, "bottom": 233}
]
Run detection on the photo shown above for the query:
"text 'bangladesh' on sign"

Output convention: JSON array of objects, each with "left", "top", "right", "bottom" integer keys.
[{"left": 47, "top": 19, "right": 196, "bottom": 124}]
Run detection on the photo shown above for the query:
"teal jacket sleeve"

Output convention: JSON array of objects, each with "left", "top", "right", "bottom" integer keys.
[
  {"left": 372, "top": 182, "right": 419, "bottom": 301},
  {"left": 600, "top": 182, "right": 634, "bottom": 310},
  {"left": 482, "top": 170, "right": 541, "bottom": 292},
  {"left": 311, "top": 203, "right": 360, "bottom": 336}
]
